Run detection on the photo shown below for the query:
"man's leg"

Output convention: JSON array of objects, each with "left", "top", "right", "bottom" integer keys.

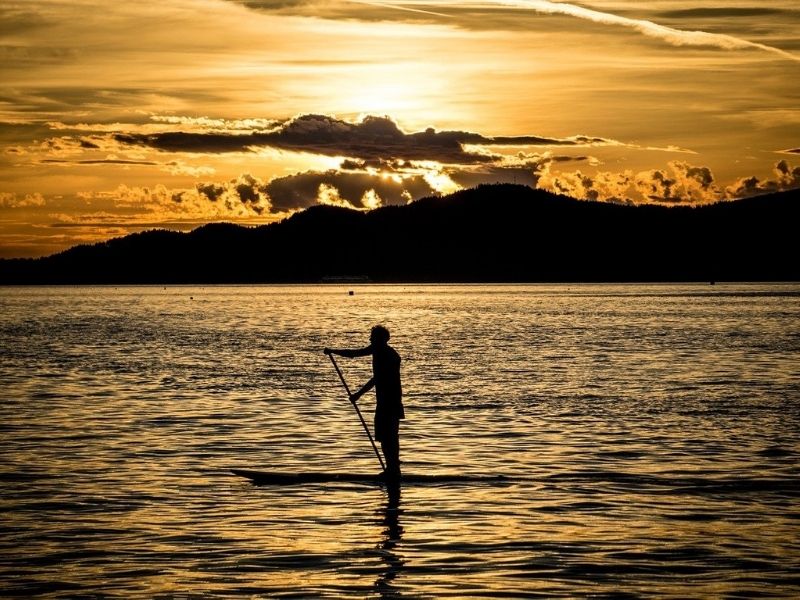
[{"left": 380, "top": 420, "right": 401, "bottom": 478}]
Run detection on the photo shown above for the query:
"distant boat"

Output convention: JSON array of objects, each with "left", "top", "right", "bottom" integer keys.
[{"left": 319, "top": 275, "right": 372, "bottom": 283}]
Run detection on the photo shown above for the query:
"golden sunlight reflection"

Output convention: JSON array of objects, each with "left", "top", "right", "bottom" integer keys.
[{"left": 1, "top": 285, "right": 799, "bottom": 596}]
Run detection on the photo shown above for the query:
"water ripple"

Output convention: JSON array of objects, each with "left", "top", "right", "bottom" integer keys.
[{"left": 0, "top": 284, "right": 798, "bottom": 598}]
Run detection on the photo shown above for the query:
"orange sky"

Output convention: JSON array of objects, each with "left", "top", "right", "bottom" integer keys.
[{"left": 1, "top": 0, "right": 799, "bottom": 257}]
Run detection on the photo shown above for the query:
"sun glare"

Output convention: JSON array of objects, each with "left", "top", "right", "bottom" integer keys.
[{"left": 350, "top": 81, "right": 420, "bottom": 115}]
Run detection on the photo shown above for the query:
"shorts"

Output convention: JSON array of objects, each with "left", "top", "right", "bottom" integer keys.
[{"left": 374, "top": 415, "right": 399, "bottom": 442}]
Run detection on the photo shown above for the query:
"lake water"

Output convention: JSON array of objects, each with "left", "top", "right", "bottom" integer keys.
[{"left": 1, "top": 284, "right": 799, "bottom": 598}]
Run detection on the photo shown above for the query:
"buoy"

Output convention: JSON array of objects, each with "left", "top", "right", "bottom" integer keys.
[{"left": 348, "top": 290, "right": 354, "bottom": 296}]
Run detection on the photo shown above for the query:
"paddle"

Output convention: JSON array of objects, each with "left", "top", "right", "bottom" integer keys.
[{"left": 328, "top": 353, "right": 386, "bottom": 473}]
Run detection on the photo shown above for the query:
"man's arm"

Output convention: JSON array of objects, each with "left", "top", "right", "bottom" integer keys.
[
  {"left": 350, "top": 378, "right": 375, "bottom": 404},
  {"left": 324, "top": 346, "right": 372, "bottom": 358}
]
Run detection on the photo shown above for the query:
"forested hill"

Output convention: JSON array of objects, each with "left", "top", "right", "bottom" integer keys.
[{"left": 1, "top": 184, "right": 798, "bottom": 283}]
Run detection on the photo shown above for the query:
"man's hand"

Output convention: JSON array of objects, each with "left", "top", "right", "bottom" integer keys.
[
  {"left": 323, "top": 348, "right": 332, "bottom": 355},
  {"left": 349, "top": 393, "right": 358, "bottom": 404}
]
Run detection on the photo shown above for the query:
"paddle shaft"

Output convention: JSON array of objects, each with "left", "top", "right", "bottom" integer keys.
[{"left": 328, "top": 353, "right": 386, "bottom": 472}]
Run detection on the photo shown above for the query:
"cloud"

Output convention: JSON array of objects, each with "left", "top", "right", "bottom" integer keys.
[
  {"left": 230, "top": 0, "right": 312, "bottom": 10},
  {"left": 259, "top": 153, "right": 598, "bottom": 210},
  {"left": 226, "top": 0, "right": 444, "bottom": 23},
  {"left": 446, "top": 153, "right": 589, "bottom": 189},
  {"left": 41, "top": 158, "right": 158, "bottom": 166},
  {"left": 726, "top": 160, "right": 800, "bottom": 198},
  {"left": 634, "top": 161, "right": 720, "bottom": 204},
  {"left": 69, "top": 166, "right": 435, "bottom": 223},
  {"left": 29, "top": 133, "right": 146, "bottom": 158},
  {"left": 161, "top": 161, "right": 216, "bottom": 177},
  {"left": 114, "top": 113, "right": 618, "bottom": 164},
  {"left": 149, "top": 115, "right": 278, "bottom": 132},
  {"left": 77, "top": 176, "right": 273, "bottom": 223},
  {"left": 314, "top": 183, "right": 387, "bottom": 210},
  {"left": 263, "top": 158, "right": 800, "bottom": 208},
  {"left": 194, "top": 174, "right": 272, "bottom": 215},
  {"left": 316, "top": 183, "right": 354, "bottom": 208},
  {"left": 23, "top": 134, "right": 216, "bottom": 176},
  {"left": 537, "top": 159, "right": 800, "bottom": 203},
  {"left": 536, "top": 160, "right": 721, "bottom": 204},
  {"left": 76, "top": 155, "right": 796, "bottom": 223},
  {"left": 227, "top": 0, "right": 799, "bottom": 61},
  {"left": 37, "top": 136, "right": 92, "bottom": 158},
  {"left": 538, "top": 164, "right": 635, "bottom": 203},
  {"left": 0, "top": 192, "right": 46, "bottom": 208},
  {"left": 47, "top": 121, "right": 181, "bottom": 134},
  {"left": 264, "top": 167, "right": 435, "bottom": 210},
  {"left": 658, "top": 8, "right": 790, "bottom": 19},
  {"left": 459, "top": 0, "right": 800, "bottom": 61}
]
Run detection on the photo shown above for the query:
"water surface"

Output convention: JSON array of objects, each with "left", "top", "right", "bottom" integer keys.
[{"left": 1, "top": 284, "right": 799, "bottom": 598}]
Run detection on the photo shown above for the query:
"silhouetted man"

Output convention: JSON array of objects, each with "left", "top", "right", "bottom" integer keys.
[{"left": 325, "top": 325, "right": 404, "bottom": 479}]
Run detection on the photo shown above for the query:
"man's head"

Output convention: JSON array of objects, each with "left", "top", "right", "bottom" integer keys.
[{"left": 370, "top": 325, "right": 390, "bottom": 346}]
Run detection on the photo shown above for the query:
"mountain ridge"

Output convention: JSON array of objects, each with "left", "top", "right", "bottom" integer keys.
[{"left": 1, "top": 184, "right": 797, "bottom": 283}]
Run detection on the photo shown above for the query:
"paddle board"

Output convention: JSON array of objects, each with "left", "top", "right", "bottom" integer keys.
[{"left": 232, "top": 469, "right": 508, "bottom": 486}]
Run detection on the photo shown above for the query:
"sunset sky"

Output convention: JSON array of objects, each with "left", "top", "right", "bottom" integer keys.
[{"left": 1, "top": 0, "right": 799, "bottom": 257}]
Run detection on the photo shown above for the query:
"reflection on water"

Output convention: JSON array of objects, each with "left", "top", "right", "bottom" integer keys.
[
  {"left": 0, "top": 284, "right": 799, "bottom": 598},
  {"left": 376, "top": 484, "right": 403, "bottom": 598}
]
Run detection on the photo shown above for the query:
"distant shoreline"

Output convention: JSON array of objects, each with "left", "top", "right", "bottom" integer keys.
[{"left": 2, "top": 282, "right": 799, "bottom": 291}]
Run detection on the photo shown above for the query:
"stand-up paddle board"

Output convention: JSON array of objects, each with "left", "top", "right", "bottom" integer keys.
[{"left": 232, "top": 469, "right": 509, "bottom": 486}]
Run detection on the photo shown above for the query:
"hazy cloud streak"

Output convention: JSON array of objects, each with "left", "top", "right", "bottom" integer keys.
[
  {"left": 352, "top": 0, "right": 451, "bottom": 18},
  {"left": 394, "top": 0, "right": 800, "bottom": 62}
]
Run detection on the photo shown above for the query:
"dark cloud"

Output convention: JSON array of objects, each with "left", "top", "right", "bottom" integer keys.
[
  {"left": 635, "top": 169, "right": 681, "bottom": 203},
  {"left": 449, "top": 165, "right": 541, "bottom": 189},
  {"left": 0, "top": 7, "right": 50, "bottom": 37},
  {"left": 264, "top": 169, "right": 435, "bottom": 211},
  {"left": 115, "top": 114, "right": 613, "bottom": 164},
  {"left": 634, "top": 161, "right": 720, "bottom": 203},
  {"left": 195, "top": 174, "right": 270, "bottom": 214},
  {"left": 40, "top": 158, "right": 158, "bottom": 165},
  {"left": 226, "top": 0, "right": 441, "bottom": 24},
  {"left": 447, "top": 155, "right": 588, "bottom": 189},
  {"left": 684, "top": 164, "right": 714, "bottom": 188},
  {"left": 231, "top": 0, "right": 313, "bottom": 9},
  {"left": 235, "top": 174, "right": 268, "bottom": 205},
  {"left": 339, "top": 158, "right": 408, "bottom": 172},
  {"left": 726, "top": 160, "right": 800, "bottom": 198},
  {"left": 196, "top": 183, "right": 226, "bottom": 202}
]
